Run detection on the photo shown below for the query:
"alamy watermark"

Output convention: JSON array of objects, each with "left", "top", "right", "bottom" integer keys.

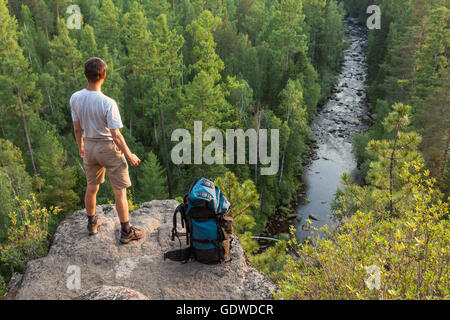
[
  {"left": 67, "top": 4, "right": 81, "bottom": 30},
  {"left": 65, "top": 4, "right": 381, "bottom": 31},
  {"left": 367, "top": 5, "right": 381, "bottom": 30},
  {"left": 171, "top": 121, "right": 280, "bottom": 175},
  {"left": 365, "top": 265, "right": 381, "bottom": 290},
  {"left": 66, "top": 265, "right": 81, "bottom": 291}
]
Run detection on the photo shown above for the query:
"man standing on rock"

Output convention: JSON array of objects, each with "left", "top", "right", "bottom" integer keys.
[{"left": 70, "top": 57, "right": 145, "bottom": 244}]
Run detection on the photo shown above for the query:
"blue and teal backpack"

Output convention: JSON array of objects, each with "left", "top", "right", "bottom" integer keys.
[{"left": 164, "top": 178, "right": 233, "bottom": 264}]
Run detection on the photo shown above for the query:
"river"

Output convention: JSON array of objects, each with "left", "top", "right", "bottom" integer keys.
[{"left": 294, "top": 19, "right": 373, "bottom": 242}]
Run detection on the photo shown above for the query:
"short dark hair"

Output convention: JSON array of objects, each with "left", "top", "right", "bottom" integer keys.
[{"left": 84, "top": 57, "right": 107, "bottom": 83}]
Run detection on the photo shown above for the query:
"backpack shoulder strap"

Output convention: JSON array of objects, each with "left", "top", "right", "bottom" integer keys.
[{"left": 171, "top": 203, "right": 188, "bottom": 246}]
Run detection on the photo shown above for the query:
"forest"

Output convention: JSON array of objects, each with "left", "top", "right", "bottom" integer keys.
[{"left": 0, "top": 0, "right": 449, "bottom": 299}]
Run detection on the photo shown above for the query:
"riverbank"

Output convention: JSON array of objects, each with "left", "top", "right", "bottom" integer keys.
[{"left": 262, "top": 18, "right": 373, "bottom": 244}]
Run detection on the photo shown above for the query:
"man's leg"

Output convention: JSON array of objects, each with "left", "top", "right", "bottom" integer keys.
[
  {"left": 112, "top": 187, "right": 128, "bottom": 223},
  {"left": 85, "top": 184, "right": 100, "bottom": 217},
  {"left": 113, "top": 187, "right": 145, "bottom": 244},
  {"left": 85, "top": 184, "right": 102, "bottom": 235},
  {"left": 102, "top": 140, "right": 144, "bottom": 243},
  {"left": 83, "top": 140, "right": 105, "bottom": 236}
]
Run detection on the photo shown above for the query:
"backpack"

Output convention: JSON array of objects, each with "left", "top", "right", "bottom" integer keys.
[{"left": 164, "top": 178, "right": 233, "bottom": 264}]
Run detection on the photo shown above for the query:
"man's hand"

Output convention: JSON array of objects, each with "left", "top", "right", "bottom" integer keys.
[
  {"left": 127, "top": 153, "right": 141, "bottom": 166},
  {"left": 79, "top": 147, "right": 84, "bottom": 158},
  {"left": 110, "top": 129, "right": 141, "bottom": 166}
]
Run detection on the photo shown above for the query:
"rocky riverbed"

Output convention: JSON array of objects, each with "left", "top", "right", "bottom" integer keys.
[{"left": 294, "top": 19, "right": 373, "bottom": 241}]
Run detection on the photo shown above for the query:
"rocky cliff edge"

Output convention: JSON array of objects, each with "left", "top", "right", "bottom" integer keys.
[{"left": 5, "top": 200, "right": 277, "bottom": 300}]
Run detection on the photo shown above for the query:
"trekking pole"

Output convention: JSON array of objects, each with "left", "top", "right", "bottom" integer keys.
[{"left": 251, "top": 236, "right": 280, "bottom": 242}]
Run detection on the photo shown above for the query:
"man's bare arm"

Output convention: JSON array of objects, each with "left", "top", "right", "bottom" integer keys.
[
  {"left": 110, "top": 129, "right": 141, "bottom": 166},
  {"left": 73, "top": 121, "right": 84, "bottom": 158}
]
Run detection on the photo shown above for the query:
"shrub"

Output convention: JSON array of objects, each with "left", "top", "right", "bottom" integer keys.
[
  {"left": 249, "top": 240, "right": 288, "bottom": 283},
  {"left": 277, "top": 162, "right": 449, "bottom": 299},
  {"left": 0, "top": 274, "right": 6, "bottom": 297},
  {"left": 0, "top": 195, "right": 60, "bottom": 287}
]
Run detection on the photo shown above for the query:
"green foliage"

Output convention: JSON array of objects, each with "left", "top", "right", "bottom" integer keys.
[
  {"left": 248, "top": 240, "right": 288, "bottom": 282},
  {"left": 340, "top": 0, "right": 372, "bottom": 22},
  {"left": 277, "top": 79, "right": 310, "bottom": 197},
  {"left": 361, "top": 0, "right": 450, "bottom": 196},
  {"left": 32, "top": 120, "right": 79, "bottom": 214},
  {"left": 0, "top": 195, "right": 61, "bottom": 285},
  {"left": 278, "top": 162, "right": 449, "bottom": 299},
  {"left": 336, "top": 103, "right": 427, "bottom": 219},
  {"left": 238, "top": 231, "right": 260, "bottom": 254},
  {"left": 94, "top": 0, "right": 122, "bottom": 53},
  {"left": 127, "top": 189, "right": 138, "bottom": 212},
  {"left": 0, "top": 0, "right": 353, "bottom": 296},
  {"left": 0, "top": 274, "right": 5, "bottom": 297},
  {"left": 136, "top": 151, "right": 168, "bottom": 202},
  {"left": 215, "top": 171, "right": 259, "bottom": 234},
  {"left": 186, "top": 10, "right": 224, "bottom": 82},
  {"left": 0, "top": 0, "right": 42, "bottom": 171},
  {"left": 79, "top": 24, "right": 98, "bottom": 61},
  {"left": 1, "top": 0, "right": 446, "bottom": 300},
  {"left": 303, "top": 0, "right": 346, "bottom": 99},
  {"left": 2, "top": 0, "right": 346, "bottom": 235},
  {"left": 0, "top": 139, "right": 33, "bottom": 240},
  {"left": 45, "top": 18, "right": 84, "bottom": 131},
  {"left": 214, "top": 171, "right": 288, "bottom": 282}
]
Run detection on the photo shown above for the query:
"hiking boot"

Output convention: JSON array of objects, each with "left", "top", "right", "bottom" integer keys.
[
  {"left": 87, "top": 218, "right": 103, "bottom": 236},
  {"left": 120, "top": 226, "right": 146, "bottom": 244}
]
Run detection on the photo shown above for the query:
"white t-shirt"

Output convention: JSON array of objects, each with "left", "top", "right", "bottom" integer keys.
[{"left": 70, "top": 89, "right": 123, "bottom": 141}]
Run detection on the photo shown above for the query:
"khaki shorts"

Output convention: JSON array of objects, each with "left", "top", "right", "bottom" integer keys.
[{"left": 83, "top": 139, "right": 131, "bottom": 190}]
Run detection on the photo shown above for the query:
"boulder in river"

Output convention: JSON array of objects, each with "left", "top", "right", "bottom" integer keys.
[
  {"left": 308, "top": 214, "right": 323, "bottom": 222},
  {"left": 288, "top": 213, "right": 299, "bottom": 220}
]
